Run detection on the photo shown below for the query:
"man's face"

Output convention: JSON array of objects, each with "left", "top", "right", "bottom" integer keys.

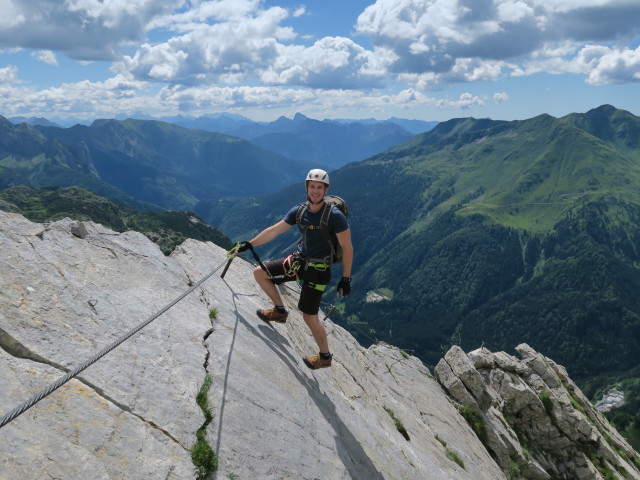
[{"left": 307, "top": 180, "right": 327, "bottom": 204}]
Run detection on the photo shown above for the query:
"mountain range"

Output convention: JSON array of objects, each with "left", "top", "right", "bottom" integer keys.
[
  {"left": 3, "top": 104, "right": 640, "bottom": 447},
  {"left": 10, "top": 112, "right": 436, "bottom": 170},
  {"left": 2, "top": 114, "right": 432, "bottom": 210}
]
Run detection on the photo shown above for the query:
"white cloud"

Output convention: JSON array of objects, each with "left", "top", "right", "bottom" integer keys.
[
  {"left": 151, "top": 0, "right": 261, "bottom": 29},
  {"left": 0, "top": 72, "right": 446, "bottom": 120},
  {"left": 493, "top": 91, "right": 509, "bottom": 102},
  {"left": 158, "top": 83, "right": 439, "bottom": 118},
  {"left": 157, "top": 83, "right": 494, "bottom": 117},
  {"left": 437, "top": 92, "right": 486, "bottom": 109},
  {"left": 528, "top": 0, "right": 618, "bottom": 14},
  {"left": 0, "top": 0, "right": 26, "bottom": 28},
  {"left": 117, "top": 3, "right": 290, "bottom": 84},
  {"left": 292, "top": 6, "right": 306, "bottom": 18},
  {"left": 0, "top": 74, "right": 151, "bottom": 118},
  {"left": 496, "top": 1, "right": 533, "bottom": 22},
  {"left": 31, "top": 50, "right": 58, "bottom": 66},
  {"left": 0, "top": 0, "right": 181, "bottom": 60},
  {"left": 0, "top": 64, "right": 18, "bottom": 83},
  {"left": 356, "top": 0, "right": 640, "bottom": 89},
  {"left": 397, "top": 57, "right": 509, "bottom": 90},
  {"left": 118, "top": 3, "right": 391, "bottom": 90},
  {"left": 261, "top": 37, "right": 388, "bottom": 88},
  {"left": 582, "top": 45, "right": 640, "bottom": 84}
]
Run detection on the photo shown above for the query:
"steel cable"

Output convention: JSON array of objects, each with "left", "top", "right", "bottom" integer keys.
[{"left": 0, "top": 257, "right": 228, "bottom": 429}]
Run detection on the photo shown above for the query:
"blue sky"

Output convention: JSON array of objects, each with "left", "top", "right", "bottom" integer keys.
[{"left": 1, "top": 0, "right": 639, "bottom": 124}]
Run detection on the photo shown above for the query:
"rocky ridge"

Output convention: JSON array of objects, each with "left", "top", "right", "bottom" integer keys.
[
  {"left": 436, "top": 346, "right": 640, "bottom": 479},
  {"left": 0, "top": 210, "right": 638, "bottom": 479}
]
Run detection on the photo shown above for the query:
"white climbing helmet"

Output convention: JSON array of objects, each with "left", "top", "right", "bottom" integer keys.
[{"left": 305, "top": 168, "right": 330, "bottom": 187}]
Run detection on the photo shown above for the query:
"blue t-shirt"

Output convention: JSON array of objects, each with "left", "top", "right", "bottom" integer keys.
[{"left": 284, "top": 202, "right": 349, "bottom": 260}]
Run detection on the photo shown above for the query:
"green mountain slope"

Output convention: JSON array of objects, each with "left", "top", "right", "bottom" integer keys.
[
  {"left": 347, "top": 106, "right": 640, "bottom": 373},
  {"left": 0, "top": 185, "right": 233, "bottom": 255},
  {"left": 0, "top": 117, "right": 164, "bottom": 211},
  {"left": 381, "top": 108, "right": 640, "bottom": 233}
]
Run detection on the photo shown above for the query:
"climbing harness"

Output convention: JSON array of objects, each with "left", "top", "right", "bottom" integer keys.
[
  {"left": 0, "top": 256, "right": 230, "bottom": 430},
  {"left": 306, "top": 281, "right": 327, "bottom": 292}
]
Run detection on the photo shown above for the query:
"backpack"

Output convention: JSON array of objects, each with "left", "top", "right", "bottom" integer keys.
[{"left": 295, "top": 194, "right": 348, "bottom": 264}]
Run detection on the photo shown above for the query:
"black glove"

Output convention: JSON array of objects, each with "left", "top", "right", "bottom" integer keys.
[
  {"left": 337, "top": 277, "right": 351, "bottom": 297},
  {"left": 237, "top": 241, "right": 252, "bottom": 253}
]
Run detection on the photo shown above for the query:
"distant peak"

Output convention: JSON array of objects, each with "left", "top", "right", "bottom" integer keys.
[{"left": 591, "top": 104, "right": 617, "bottom": 113}]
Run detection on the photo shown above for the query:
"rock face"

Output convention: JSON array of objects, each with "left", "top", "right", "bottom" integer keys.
[
  {"left": 435, "top": 345, "right": 640, "bottom": 480},
  {"left": 596, "top": 389, "right": 625, "bottom": 412},
  {"left": 0, "top": 210, "right": 637, "bottom": 480}
]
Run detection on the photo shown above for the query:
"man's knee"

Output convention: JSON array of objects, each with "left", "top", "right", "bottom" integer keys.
[
  {"left": 253, "top": 266, "right": 266, "bottom": 281},
  {"left": 302, "top": 313, "right": 319, "bottom": 325}
]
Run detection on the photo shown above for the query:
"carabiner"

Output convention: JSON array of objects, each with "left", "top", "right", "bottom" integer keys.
[
  {"left": 226, "top": 242, "right": 242, "bottom": 258},
  {"left": 283, "top": 254, "right": 302, "bottom": 277}
]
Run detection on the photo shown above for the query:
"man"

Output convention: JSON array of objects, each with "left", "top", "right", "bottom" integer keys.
[{"left": 237, "top": 168, "right": 353, "bottom": 369}]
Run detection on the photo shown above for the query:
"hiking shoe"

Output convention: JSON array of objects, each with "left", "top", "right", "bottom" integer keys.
[
  {"left": 303, "top": 353, "right": 333, "bottom": 370},
  {"left": 256, "top": 307, "right": 288, "bottom": 323}
]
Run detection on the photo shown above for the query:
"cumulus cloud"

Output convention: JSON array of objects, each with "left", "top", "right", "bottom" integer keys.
[
  {"left": 0, "top": 0, "right": 181, "bottom": 60},
  {"left": 0, "top": 75, "right": 436, "bottom": 120},
  {"left": 577, "top": 47, "right": 640, "bottom": 85},
  {"left": 356, "top": 0, "right": 640, "bottom": 88},
  {"left": 156, "top": 83, "right": 492, "bottom": 116},
  {"left": 0, "top": 74, "right": 151, "bottom": 118},
  {"left": 4, "top": 0, "right": 640, "bottom": 91},
  {"left": 494, "top": 91, "right": 509, "bottom": 103},
  {"left": 0, "top": 64, "right": 18, "bottom": 83},
  {"left": 157, "top": 83, "right": 448, "bottom": 117},
  {"left": 260, "top": 37, "right": 388, "bottom": 89},
  {"left": 31, "top": 50, "right": 58, "bottom": 66},
  {"left": 437, "top": 92, "right": 487, "bottom": 109},
  {"left": 116, "top": 2, "right": 290, "bottom": 85},
  {"left": 117, "top": 3, "right": 387, "bottom": 89},
  {"left": 0, "top": 0, "right": 25, "bottom": 28}
]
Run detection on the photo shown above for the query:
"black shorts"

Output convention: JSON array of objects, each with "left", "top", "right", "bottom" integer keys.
[{"left": 264, "top": 258, "right": 331, "bottom": 316}]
